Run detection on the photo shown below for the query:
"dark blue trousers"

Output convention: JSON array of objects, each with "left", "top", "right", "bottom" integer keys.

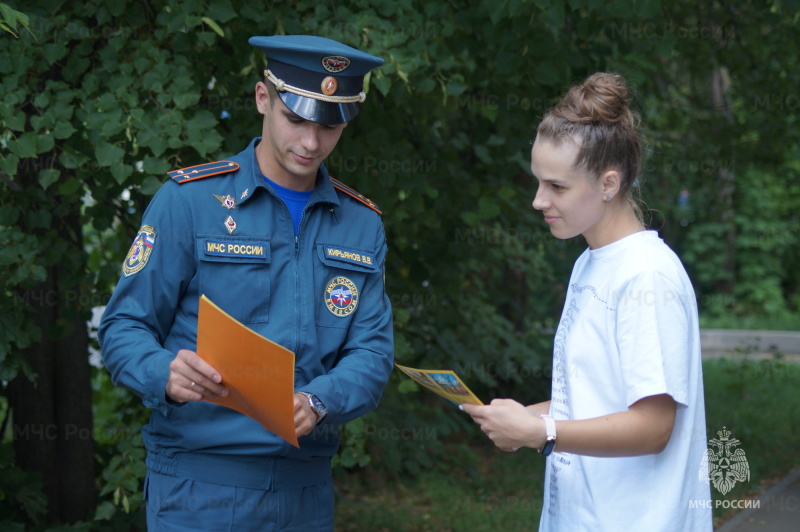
[{"left": 144, "top": 454, "right": 335, "bottom": 531}]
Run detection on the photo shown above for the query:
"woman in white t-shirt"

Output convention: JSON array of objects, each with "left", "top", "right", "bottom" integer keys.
[{"left": 462, "top": 73, "right": 712, "bottom": 531}]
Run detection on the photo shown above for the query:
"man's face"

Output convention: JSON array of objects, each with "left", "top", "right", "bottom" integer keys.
[{"left": 255, "top": 82, "right": 347, "bottom": 190}]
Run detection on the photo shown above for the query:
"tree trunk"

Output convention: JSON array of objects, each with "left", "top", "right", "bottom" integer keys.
[
  {"left": 55, "top": 281, "right": 95, "bottom": 524},
  {"left": 711, "top": 66, "right": 736, "bottom": 295},
  {"left": 8, "top": 222, "right": 95, "bottom": 523}
]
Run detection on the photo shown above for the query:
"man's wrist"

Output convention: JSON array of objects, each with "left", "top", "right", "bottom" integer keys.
[{"left": 299, "top": 391, "right": 327, "bottom": 424}]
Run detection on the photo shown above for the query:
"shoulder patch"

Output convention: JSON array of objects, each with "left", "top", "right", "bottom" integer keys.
[
  {"left": 122, "top": 225, "right": 156, "bottom": 277},
  {"left": 169, "top": 160, "right": 240, "bottom": 183},
  {"left": 330, "top": 176, "right": 382, "bottom": 214}
]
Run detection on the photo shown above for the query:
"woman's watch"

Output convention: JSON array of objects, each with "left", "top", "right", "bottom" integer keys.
[
  {"left": 299, "top": 392, "right": 327, "bottom": 424},
  {"left": 539, "top": 414, "right": 557, "bottom": 456}
]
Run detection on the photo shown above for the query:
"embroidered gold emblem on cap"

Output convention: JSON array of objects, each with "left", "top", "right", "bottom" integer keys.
[{"left": 322, "top": 55, "right": 350, "bottom": 73}]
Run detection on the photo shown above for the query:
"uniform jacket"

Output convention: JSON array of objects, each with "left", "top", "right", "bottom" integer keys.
[{"left": 98, "top": 138, "right": 394, "bottom": 463}]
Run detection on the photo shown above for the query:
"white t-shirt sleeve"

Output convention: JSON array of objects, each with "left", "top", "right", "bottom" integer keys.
[{"left": 614, "top": 270, "right": 691, "bottom": 408}]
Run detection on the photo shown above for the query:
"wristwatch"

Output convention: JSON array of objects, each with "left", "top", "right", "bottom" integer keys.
[
  {"left": 299, "top": 392, "right": 327, "bottom": 424},
  {"left": 539, "top": 414, "right": 557, "bottom": 457}
]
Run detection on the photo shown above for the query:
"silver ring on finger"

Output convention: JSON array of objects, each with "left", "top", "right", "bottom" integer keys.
[{"left": 191, "top": 381, "right": 196, "bottom": 389}]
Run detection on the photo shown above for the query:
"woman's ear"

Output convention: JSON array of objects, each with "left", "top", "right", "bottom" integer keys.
[{"left": 601, "top": 169, "right": 622, "bottom": 200}]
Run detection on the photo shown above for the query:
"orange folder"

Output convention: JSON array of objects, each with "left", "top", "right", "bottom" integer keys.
[{"left": 196, "top": 294, "right": 299, "bottom": 447}]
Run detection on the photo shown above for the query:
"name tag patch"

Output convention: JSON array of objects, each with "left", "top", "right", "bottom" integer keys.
[
  {"left": 205, "top": 240, "right": 268, "bottom": 259},
  {"left": 324, "top": 246, "right": 375, "bottom": 268}
]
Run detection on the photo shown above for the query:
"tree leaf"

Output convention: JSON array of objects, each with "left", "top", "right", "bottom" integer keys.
[
  {"left": 53, "top": 121, "right": 77, "bottom": 139},
  {"left": 111, "top": 163, "right": 133, "bottom": 185},
  {"left": 36, "top": 132, "right": 54, "bottom": 154},
  {"left": 201, "top": 16, "right": 224, "bottom": 37},
  {"left": 474, "top": 145, "right": 491, "bottom": 164},
  {"left": 139, "top": 175, "right": 164, "bottom": 195},
  {"left": 59, "top": 150, "right": 90, "bottom": 169},
  {"left": 0, "top": 152, "right": 19, "bottom": 176},
  {"left": 95, "top": 142, "right": 124, "bottom": 167},
  {"left": 10, "top": 132, "right": 36, "bottom": 158},
  {"left": 57, "top": 177, "right": 82, "bottom": 195},
  {"left": 207, "top": 0, "right": 238, "bottom": 23},
  {"left": 5, "top": 110, "right": 25, "bottom": 131},
  {"left": 95, "top": 501, "right": 116, "bottom": 521},
  {"left": 38, "top": 169, "right": 60, "bottom": 190},
  {"left": 373, "top": 76, "right": 391, "bottom": 96}
]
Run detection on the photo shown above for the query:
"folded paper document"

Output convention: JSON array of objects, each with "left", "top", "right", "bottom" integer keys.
[
  {"left": 395, "top": 364, "right": 483, "bottom": 406},
  {"left": 197, "top": 294, "right": 299, "bottom": 447}
]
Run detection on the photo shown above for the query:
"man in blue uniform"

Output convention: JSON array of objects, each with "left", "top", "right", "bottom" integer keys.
[{"left": 99, "top": 35, "right": 394, "bottom": 531}]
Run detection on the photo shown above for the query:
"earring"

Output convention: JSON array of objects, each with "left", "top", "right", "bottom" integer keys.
[{"left": 606, "top": 193, "right": 613, "bottom": 201}]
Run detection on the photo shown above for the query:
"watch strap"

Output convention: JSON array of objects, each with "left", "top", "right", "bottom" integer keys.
[
  {"left": 539, "top": 414, "right": 557, "bottom": 456},
  {"left": 298, "top": 391, "right": 326, "bottom": 424}
]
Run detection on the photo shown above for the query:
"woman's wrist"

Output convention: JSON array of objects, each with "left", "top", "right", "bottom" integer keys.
[
  {"left": 520, "top": 412, "right": 550, "bottom": 450},
  {"left": 525, "top": 400, "right": 551, "bottom": 418}
]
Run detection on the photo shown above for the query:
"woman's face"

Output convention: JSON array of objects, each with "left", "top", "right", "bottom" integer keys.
[{"left": 530, "top": 137, "right": 608, "bottom": 248}]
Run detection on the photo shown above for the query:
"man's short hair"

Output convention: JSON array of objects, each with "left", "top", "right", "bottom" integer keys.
[{"left": 264, "top": 78, "right": 278, "bottom": 108}]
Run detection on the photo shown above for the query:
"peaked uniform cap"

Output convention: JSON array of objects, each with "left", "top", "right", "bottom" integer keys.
[{"left": 249, "top": 35, "right": 384, "bottom": 125}]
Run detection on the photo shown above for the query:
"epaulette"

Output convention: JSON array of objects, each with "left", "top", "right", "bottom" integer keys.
[
  {"left": 168, "top": 160, "right": 240, "bottom": 183},
  {"left": 330, "top": 176, "right": 382, "bottom": 214}
]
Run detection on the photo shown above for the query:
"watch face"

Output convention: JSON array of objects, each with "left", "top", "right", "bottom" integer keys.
[
  {"left": 541, "top": 438, "right": 556, "bottom": 457},
  {"left": 310, "top": 394, "right": 327, "bottom": 415}
]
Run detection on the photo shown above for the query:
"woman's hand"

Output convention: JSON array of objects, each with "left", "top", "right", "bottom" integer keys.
[{"left": 461, "top": 399, "right": 545, "bottom": 452}]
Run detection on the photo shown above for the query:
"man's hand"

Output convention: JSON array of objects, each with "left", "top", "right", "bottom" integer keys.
[
  {"left": 294, "top": 393, "right": 319, "bottom": 438},
  {"left": 166, "top": 349, "right": 229, "bottom": 403}
]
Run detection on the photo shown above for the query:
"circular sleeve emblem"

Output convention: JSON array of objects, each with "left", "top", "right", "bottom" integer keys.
[
  {"left": 325, "top": 276, "right": 359, "bottom": 317},
  {"left": 122, "top": 225, "right": 157, "bottom": 277}
]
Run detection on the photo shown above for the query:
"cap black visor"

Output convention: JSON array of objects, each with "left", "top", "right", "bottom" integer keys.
[{"left": 279, "top": 92, "right": 360, "bottom": 125}]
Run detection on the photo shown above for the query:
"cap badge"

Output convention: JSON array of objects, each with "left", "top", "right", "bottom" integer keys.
[
  {"left": 213, "top": 194, "right": 237, "bottom": 209},
  {"left": 321, "top": 76, "right": 338, "bottom": 96},
  {"left": 322, "top": 55, "right": 350, "bottom": 73}
]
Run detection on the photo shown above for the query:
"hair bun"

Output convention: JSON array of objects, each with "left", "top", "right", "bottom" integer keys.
[{"left": 560, "top": 72, "right": 631, "bottom": 125}]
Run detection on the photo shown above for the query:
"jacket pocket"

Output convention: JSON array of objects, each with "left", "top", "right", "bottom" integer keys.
[
  {"left": 197, "top": 235, "right": 271, "bottom": 324},
  {"left": 314, "top": 243, "right": 379, "bottom": 329}
]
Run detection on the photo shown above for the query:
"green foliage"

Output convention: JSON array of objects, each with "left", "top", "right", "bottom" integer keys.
[
  {"left": 729, "top": 168, "right": 799, "bottom": 315},
  {"left": 336, "top": 441, "right": 545, "bottom": 532},
  {"left": 703, "top": 356, "right": 800, "bottom": 522},
  {"left": 0, "top": 2, "right": 32, "bottom": 38},
  {"left": 0, "top": 443, "right": 47, "bottom": 528},
  {"left": 0, "top": 226, "right": 42, "bottom": 382},
  {"left": 333, "top": 417, "right": 371, "bottom": 469},
  {"left": 92, "top": 368, "right": 148, "bottom": 525},
  {"left": 641, "top": 2, "right": 800, "bottom": 323}
]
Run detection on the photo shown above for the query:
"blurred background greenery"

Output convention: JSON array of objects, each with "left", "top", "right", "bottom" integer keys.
[{"left": 1, "top": 0, "right": 798, "bottom": 529}]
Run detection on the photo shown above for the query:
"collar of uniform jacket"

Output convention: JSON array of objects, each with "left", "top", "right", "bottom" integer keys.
[{"left": 233, "top": 137, "right": 342, "bottom": 213}]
